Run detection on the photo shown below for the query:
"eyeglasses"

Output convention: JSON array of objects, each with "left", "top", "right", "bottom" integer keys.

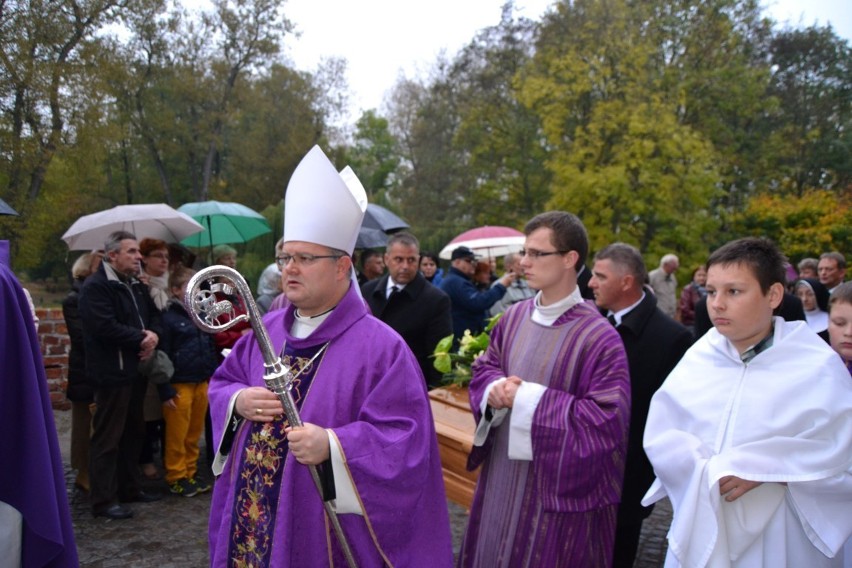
[
  {"left": 520, "top": 249, "right": 567, "bottom": 260},
  {"left": 276, "top": 253, "right": 343, "bottom": 268},
  {"left": 147, "top": 253, "right": 170, "bottom": 260}
]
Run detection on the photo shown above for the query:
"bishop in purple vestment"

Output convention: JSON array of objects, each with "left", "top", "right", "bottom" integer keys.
[
  {"left": 206, "top": 146, "right": 453, "bottom": 567},
  {"left": 459, "top": 213, "right": 630, "bottom": 568}
]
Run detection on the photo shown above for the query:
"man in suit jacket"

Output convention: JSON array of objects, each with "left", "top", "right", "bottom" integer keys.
[
  {"left": 361, "top": 232, "right": 452, "bottom": 388},
  {"left": 589, "top": 242, "right": 693, "bottom": 568}
]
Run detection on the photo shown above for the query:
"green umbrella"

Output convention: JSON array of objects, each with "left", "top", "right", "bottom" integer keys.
[{"left": 178, "top": 200, "right": 271, "bottom": 247}]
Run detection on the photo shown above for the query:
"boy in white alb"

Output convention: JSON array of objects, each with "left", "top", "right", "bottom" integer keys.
[{"left": 643, "top": 237, "right": 852, "bottom": 567}]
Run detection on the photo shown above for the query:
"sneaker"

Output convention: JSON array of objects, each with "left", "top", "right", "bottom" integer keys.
[
  {"left": 169, "top": 478, "right": 198, "bottom": 498},
  {"left": 189, "top": 477, "right": 211, "bottom": 494}
]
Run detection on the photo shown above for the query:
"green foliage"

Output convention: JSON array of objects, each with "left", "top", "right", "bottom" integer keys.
[
  {"left": 432, "top": 313, "right": 503, "bottom": 388},
  {"left": 348, "top": 110, "right": 400, "bottom": 207},
  {"left": 733, "top": 190, "right": 852, "bottom": 260}
]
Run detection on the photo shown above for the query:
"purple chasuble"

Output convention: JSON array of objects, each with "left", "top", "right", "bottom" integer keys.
[
  {"left": 0, "top": 261, "right": 78, "bottom": 567},
  {"left": 460, "top": 299, "right": 630, "bottom": 568},
  {"left": 227, "top": 341, "right": 326, "bottom": 566},
  {"left": 208, "top": 283, "right": 453, "bottom": 567}
]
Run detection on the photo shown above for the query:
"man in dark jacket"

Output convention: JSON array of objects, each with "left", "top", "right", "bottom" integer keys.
[
  {"left": 588, "top": 242, "right": 693, "bottom": 568},
  {"left": 79, "top": 231, "right": 163, "bottom": 519},
  {"left": 439, "top": 246, "right": 515, "bottom": 342},
  {"left": 361, "top": 232, "right": 452, "bottom": 388}
]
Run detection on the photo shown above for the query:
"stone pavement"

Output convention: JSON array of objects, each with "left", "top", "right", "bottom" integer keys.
[{"left": 55, "top": 409, "right": 670, "bottom": 566}]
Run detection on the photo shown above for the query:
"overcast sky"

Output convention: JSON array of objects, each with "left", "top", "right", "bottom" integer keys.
[{"left": 269, "top": 0, "right": 850, "bottom": 121}]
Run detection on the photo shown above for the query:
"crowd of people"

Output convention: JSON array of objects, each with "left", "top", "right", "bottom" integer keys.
[{"left": 3, "top": 143, "right": 851, "bottom": 567}]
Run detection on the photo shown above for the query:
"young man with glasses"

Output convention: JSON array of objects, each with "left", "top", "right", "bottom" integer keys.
[
  {"left": 459, "top": 211, "right": 631, "bottom": 567},
  {"left": 439, "top": 245, "right": 516, "bottom": 342}
]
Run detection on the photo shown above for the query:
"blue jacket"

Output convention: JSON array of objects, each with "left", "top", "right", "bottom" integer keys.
[
  {"left": 439, "top": 266, "right": 506, "bottom": 340},
  {"left": 157, "top": 299, "right": 219, "bottom": 400}
]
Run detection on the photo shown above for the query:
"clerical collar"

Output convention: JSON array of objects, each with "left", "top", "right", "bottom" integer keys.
[
  {"left": 531, "top": 286, "right": 583, "bottom": 326},
  {"left": 291, "top": 307, "right": 334, "bottom": 339},
  {"left": 607, "top": 292, "right": 645, "bottom": 327}
]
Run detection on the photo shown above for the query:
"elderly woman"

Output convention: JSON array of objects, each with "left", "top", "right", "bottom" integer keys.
[
  {"left": 212, "top": 244, "right": 237, "bottom": 268},
  {"left": 139, "top": 239, "right": 171, "bottom": 310},
  {"left": 138, "top": 238, "right": 172, "bottom": 479},
  {"left": 678, "top": 264, "right": 707, "bottom": 329},
  {"left": 796, "top": 277, "right": 830, "bottom": 342},
  {"left": 62, "top": 251, "right": 103, "bottom": 492}
]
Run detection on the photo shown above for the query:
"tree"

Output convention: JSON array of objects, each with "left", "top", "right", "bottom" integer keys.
[
  {"left": 733, "top": 189, "right": 852, "bottom": 260},
  {"left": 388, "top": 69, "right": 474, "bottom": 250},
  {"left": 0, "top": 0, "right": 140, "bottom": 210},
  {"left": 348, "top": 109, "right": 400, "bottom": 207},
  {"left": 450, "top": 2, "right": 550, "bottom": 227},
  {"left": 521, "top": 0, "right": 721, "bottom": 263},
  {"left": 765, "top": 26, "right": 852, "bottom": 194},
  {"left": 195, "top": 0, "right": 293, "bottom": 201}
]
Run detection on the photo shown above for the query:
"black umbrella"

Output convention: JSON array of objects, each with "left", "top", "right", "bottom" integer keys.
[
  {"left": 356, "top": 226, "right": 389, "bottom": 249},
  {"left": 362, "top": 204, "right": 408, "bottom": 233},
  {"left": 0, "top": 198, "right": 19, "bottom": 216}
]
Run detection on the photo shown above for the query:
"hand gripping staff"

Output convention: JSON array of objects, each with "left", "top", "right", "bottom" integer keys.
[{"left": 185, "top": 266, "right": 358, "bottom": 568}]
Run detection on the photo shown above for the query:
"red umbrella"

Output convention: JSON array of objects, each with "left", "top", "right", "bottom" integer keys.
[{"left": 439, "top": 226, "right": 525, "bottom": 260}]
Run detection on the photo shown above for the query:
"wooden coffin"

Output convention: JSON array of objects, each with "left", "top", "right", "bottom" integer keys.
[{"left": 428, "top": 385, "right": 479, "bottom": 509}]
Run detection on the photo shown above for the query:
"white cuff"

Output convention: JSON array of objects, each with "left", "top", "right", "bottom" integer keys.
[
  {"left": 327, "top": 430, "right": 364, "bottom": 516},
  {"left": 212, "top": 390, "right": 243, "bottom": 476},
  {"left": 473, "top": 378, "right": 509, "bottom": 446},
  {"left": 508, "top": 382, "right": 547, "bottom": 461}
]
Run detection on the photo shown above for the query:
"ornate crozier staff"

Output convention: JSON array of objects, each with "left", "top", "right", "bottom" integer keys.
[{"left": 185, "top": 265, "right": 358, "bottom": 568}]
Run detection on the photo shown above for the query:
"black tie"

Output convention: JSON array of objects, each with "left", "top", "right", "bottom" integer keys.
[
  {"left": 607, "top": 314, "right": 617, "bottom": 327},
  {"left": 388, "top": 285, "right": 399, "bottom": 300}
]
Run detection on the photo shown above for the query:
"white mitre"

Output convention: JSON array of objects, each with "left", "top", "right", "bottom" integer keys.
[{"left": 283, "top": 146, "right": 367, "bottom": 255}]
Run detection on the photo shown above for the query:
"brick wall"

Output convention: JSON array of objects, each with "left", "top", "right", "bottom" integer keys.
[{"left": 36, "top": 307, "right": 71, "bottom": 410}]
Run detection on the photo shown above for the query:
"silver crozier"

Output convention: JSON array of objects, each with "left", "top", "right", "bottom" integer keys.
[{"left": 184, "top": 266, "right": 358, "bottom": 568}]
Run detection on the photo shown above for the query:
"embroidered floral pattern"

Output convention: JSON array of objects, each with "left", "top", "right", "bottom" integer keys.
[{"left": 227, "top": 344, "right": 326, "bottom": 567}]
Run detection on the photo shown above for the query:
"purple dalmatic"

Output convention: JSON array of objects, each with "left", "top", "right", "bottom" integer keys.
[
  {"left": 460, "top": 299, "right": 630, "bottom": 567},
  {"left": 0, "top": 255, "right": 78, "bottom": 567},
  {"left": 207, "top": 283, "right": 453, "bottom": 567}
]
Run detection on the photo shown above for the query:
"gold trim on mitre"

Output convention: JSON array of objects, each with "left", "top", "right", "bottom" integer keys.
[{"left": 284, "top": 146, "right": 367, "bottom": 255}]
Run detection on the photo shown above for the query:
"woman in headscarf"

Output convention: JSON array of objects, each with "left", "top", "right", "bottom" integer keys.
[{"left": 795, "top": 277, "right": 830, "bottom": 342}]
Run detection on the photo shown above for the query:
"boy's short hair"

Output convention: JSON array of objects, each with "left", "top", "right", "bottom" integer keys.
[
  {"left": 706, "top": 237, "right": 786, "bottom": 294},
  {"left": 169, "top": 267, "right": 196, "bottom": 294},
  {"left": 829, "top": 281, "right": 852, "bottom": 310}
]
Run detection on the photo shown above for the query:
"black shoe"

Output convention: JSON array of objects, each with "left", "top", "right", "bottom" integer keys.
[
  {"left": 93, "top": 504, "right": 134, "bottom": 520},
  {"left": 121, "top": 490, "right": 164, "bottom": 503}
]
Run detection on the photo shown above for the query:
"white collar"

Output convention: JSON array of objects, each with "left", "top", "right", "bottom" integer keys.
[
  {"left": 531, "top": 286, "right": 584, "bottom": 325},
  {"left": 385, "top": 277, "right": 406, "bottom": 298},
  {"left": 607, "top": 292, "right": 645, "bottom": 326},
  {"left": 291, "top": 308, "right": 333, "bottom": 339}
]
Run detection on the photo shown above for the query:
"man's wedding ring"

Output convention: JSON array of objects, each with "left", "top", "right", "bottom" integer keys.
[{"left": 255, "top": 408, "right": 263, "bottom": 415}]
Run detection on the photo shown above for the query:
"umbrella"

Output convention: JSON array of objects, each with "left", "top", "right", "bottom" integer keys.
[
  {"left": 439, "top": 226, "right": 525, "bottom": 260},
  {"left": 178, "top": 200, "right": 271, "bottom": 247},
  {"left": 0, "top": 197, "right": 18, "bottom": 216},
  {"left": 362, "top": 204, "right": 409, "bottom": 233},
  {"left": 356, "top": 226, "right": 389, "bottom": 249},
  {"left": 61, "top": 203, "right": 204, "bottom": 251}
]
